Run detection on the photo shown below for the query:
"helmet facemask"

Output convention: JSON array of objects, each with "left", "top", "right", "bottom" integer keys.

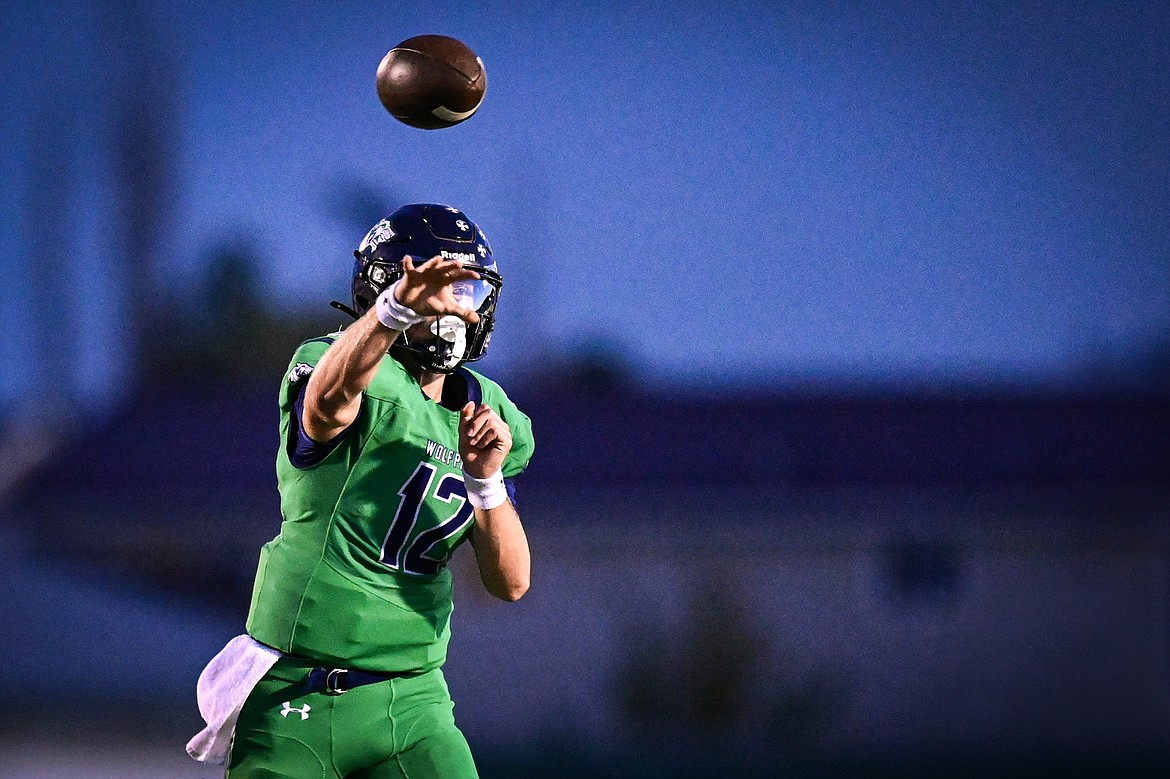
[
  {"left": 338, "top": 204, "right": 503, "bottom": 373},
  {"left": 393, "top": 266, "right": 501, "bottom": 373}
]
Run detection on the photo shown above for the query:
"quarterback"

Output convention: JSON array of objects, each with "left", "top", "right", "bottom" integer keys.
[{"left": 188, "top": 204, "right": 534, "bottom": 778}]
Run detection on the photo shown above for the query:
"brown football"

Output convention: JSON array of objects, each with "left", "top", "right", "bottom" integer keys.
[{"left": 376, "top": 35, "right": 486, "bottom": 130}]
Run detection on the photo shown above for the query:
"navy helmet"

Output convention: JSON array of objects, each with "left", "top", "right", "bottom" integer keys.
[{"left": 342, "top": 203, "right": 502, "bottom": 373}]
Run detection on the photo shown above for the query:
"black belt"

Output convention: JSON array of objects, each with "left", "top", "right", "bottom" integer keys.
[{"left": 304, "top": 666, "right": 422, "bottom": 695}]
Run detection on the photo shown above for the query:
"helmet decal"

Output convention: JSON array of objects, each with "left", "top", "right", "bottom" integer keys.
[{"left": 358, "top": 219, "right": 396, "bottom": 254}]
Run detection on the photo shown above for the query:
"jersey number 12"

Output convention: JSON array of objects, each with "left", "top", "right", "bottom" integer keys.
[{"left": 380, "top": 462, "right": 475, "bottom": 576}]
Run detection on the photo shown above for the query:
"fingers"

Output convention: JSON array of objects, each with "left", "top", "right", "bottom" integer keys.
[
  {"left": 444, "top": 265, "right": 481, "bottom": 282},
  {"left": 408, "top": 254, "right": 442, "bottom": 273},
  {"left": 461, "top": 404, "right": 511, "bottom": 449},
  {"left": 462, "top": 403, "right": 494, "bottom": 439},
  {"left": 398, "top": 256, "right": 483, "bottom": 323},
  {"left": 405, "top": 255, "right": 480, "bottom": 281},
  {"left": 428, "top": 287, "right": 481, "bottom": 324},
  {"left": 437, "top": 304, "right": 481, "bottom": 325},
  {"left": 470, "top": 423, "right": 505, "bottom": 449}
]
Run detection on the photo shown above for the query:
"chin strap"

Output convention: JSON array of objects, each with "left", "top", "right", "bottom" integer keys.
[{"left": 329, "top": 300, "right": 361, "bottom": 321}]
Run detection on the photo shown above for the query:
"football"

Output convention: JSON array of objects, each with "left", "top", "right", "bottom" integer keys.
[{"left": 376, "top": 35, "right": 486, "bottom": 129}]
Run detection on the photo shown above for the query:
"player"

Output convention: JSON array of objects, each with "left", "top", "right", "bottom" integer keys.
[{"left": 187, "top": 203, "right": 534, "bottom": 779}]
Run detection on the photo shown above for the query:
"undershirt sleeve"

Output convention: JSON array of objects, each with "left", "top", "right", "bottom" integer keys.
[{"left": 288, "top": 381, "right": 356, "bottom": 469}]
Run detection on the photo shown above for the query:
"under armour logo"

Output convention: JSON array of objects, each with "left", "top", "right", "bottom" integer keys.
[
  {"left": 477, "top": 244, "right": 487, "bottom": 257},
  {"left": 280, "top": 701, "right": 311, "bottom": 720},
  {"left": 456, "top": 220, "right": 469, "bottom": 231}
]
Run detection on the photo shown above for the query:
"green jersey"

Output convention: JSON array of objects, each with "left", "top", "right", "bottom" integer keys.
[{"left": 246, "top": 335, "right": 534, "bottom": 673}]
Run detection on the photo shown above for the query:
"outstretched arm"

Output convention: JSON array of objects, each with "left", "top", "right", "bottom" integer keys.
[
  {"left": 461, "top": 402, "right": 531, "bottom": 601},
  {"left": 302, "top": 256, "right": 481, "bottom": 442}
]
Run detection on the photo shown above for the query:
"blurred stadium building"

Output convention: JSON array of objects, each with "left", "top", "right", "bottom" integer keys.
[{"left": 3, "top": 374, "right": 1168, "bottom": 777}]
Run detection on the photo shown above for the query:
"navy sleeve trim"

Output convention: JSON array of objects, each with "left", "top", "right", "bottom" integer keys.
[
  {"left": 457, "top": 367, "right": 483, "bottom": 406},
  {"left": 454, "top": 369, "right": 517, "bottom": 505},
  {"left": 288, "top": 381, "right": 355, "bottom": 469}
]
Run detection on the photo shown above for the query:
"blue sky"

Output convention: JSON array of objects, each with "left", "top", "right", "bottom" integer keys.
[{"left": 2, "top": 0, "right": 1167, "bottom": 407}]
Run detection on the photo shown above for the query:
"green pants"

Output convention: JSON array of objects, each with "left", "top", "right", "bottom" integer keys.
[{"left": 226, "top": 657, "right": 478, "bottom": 779}]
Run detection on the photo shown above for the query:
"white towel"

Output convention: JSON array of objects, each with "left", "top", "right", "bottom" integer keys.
[{"left": 186, "top": 634, "right": 282, "bottom": 764}]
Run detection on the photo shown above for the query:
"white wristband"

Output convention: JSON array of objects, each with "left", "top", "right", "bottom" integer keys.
[
  {"left": 374, "top": 280, "right": 426, "bottom": 331},
  {"left": 462, "top": 469, "right": 507, "bottom": 510}
]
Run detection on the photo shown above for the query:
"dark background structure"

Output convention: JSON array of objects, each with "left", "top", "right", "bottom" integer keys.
[{"left": 1, "top": 1, "right": 1168, "bottom": 777}]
